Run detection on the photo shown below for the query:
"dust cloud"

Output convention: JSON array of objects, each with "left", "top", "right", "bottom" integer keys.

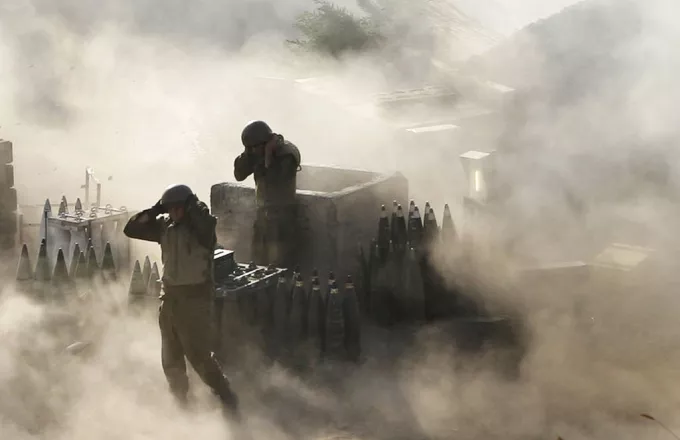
[{"left": 3, "top": 0, "right": 680, "bottom": 439}]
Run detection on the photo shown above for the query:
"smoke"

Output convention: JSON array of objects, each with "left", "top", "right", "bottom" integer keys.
[
  {"left": 1, "top": 1, "right": 406, "bottom": 208},
  {"left": 0, "top": 282, "right": 233, "bottom": 439},
  {"left": 468, "top": 0, "right": 680, "bottom": 259},
  {"left": 437, "top": 1, "right": 680, "bottom": 438},
  {"left": 3, "top": 0, "right": 680, "bottom": 439}
]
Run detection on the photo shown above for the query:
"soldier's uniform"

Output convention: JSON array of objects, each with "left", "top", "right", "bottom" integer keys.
[
  {"left": 234, "top": 128, "right": 301, "bottom": 269},
  {"left": 123, "top": 186, "right": 239, "bottom": 418}
]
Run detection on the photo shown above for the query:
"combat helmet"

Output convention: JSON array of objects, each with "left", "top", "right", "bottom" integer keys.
[
  {"left": 241, "top": 120, "right": 273, "bottom": 148},
  {"left": 161, "top": 184, "right": 194, "bottom": 206}
]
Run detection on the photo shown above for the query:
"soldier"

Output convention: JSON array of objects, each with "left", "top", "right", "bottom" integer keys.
[
  {"left": 233, "top": 120, "right": 302, "bottom": 268},
  {"left": 122, "top": 184, "right": 240, "bottom": 420}
]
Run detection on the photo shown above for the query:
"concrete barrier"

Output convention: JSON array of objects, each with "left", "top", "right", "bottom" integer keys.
[
  {"left": 0, "top": 139, "right": 17, "bottom": 252},
  {"left": 210, "top": 164, "right": 408, "bottom": 279}
]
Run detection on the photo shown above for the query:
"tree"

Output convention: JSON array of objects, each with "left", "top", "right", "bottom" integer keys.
[{"left": 287, "top": 0, "right": 384, "bottom": 58}]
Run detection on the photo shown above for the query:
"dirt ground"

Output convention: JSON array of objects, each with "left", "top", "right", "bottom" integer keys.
[{"left": 4, "top": 259, "right": 680, "bottom": 440}]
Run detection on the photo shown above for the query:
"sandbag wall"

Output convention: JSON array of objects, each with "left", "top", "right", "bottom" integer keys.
[{"left": 358, "top": 200, "right": 477, "bottom": 325}]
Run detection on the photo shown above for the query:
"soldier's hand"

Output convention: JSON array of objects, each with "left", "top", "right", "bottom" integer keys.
[
  {"left": 150, "top": 200, "right": 167, "bottom": 217},
  {"left": 244, "top": 146, "right": 263, "bottom": 167},
  {"left": 185, "top": 194, "right": 199, "bottom": 211}
]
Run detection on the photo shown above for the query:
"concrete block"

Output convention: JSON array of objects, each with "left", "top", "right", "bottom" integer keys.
[
  {"left": 0, "top": 164, "right": 14, "bottom": 188},
  {"left": 210, "top": 184, "right": 257, "bottom": 263},
  {"left": 590, "top": 243, "right": 653, "bottom": 273},
  {"left": 0, "top": 187, "right": 17, "bottom": 212},
  {"left": 0, "top": 140, "right": 12, "bottom": 165},
  {"left": 516, "top": 260, "right": 590, "bottom": 294},
  {"left": 0, "top": 210, "right": 18, "bottom": 236},
  {"left": 211, "top": 164, "right": 408, "bottom": 278},
  {"left": 588, "top": 243, "right": 655, "bottom": 290}
]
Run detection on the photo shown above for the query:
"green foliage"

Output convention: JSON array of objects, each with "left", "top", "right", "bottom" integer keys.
[{"left": 288, "top": 0, "right": 385, "bottom": 58}]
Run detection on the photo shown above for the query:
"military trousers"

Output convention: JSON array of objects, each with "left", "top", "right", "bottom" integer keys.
[
  {"left": 251, "top": 205, "right": 300, "bottom": 269},
  {"left": 158, "top": 283, "right": 240, "bottom": 418}
]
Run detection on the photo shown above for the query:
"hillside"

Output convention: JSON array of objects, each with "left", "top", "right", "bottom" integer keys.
[{"left": 464, "top": 0, "right": 643, "bottom": 90}]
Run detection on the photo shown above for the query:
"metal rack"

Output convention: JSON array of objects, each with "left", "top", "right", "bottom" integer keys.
[{"left": 35, "top": 167, "right": 133, "bottom": 271}]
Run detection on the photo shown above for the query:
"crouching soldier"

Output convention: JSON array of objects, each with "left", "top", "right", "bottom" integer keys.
[{"left": 123, "top": 184, "right": 240, "bottom": 420}]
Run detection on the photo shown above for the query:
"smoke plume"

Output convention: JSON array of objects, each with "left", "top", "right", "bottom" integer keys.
[{"left": 3, "top": 0, "right": 680, "bottom": 439}]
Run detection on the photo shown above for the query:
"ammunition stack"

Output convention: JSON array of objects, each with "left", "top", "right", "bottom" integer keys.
[
  {"left": 126, "top": 249, "right": 364, "bottom": 366},
  {"left": 126, "top": 255, "right": 162, "bottom": 310},
  {"left": 213, "top": 253, "right": 362, "bottom": 366},
  {"left": 14, "top": 236, "right": 133, "bottom": 306},
  {"left": 15, "top": 231, "right": 161, "bottom": 354},
  {"left": 14, "top": 190, "right": 136, "bottom": 314},
  {"left": 359, "top": 200, "right": 474, "bottom": 325}
]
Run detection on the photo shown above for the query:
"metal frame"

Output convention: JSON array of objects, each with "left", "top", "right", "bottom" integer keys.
[
  {"left": 81, "top": 167, "right": 102, "bottom": 209},
  {"left": 47, "top": 204, "right": 129, "bottom": 231},
  {"left": 47, "top": 206, "right": 132, "bottom": 268}
]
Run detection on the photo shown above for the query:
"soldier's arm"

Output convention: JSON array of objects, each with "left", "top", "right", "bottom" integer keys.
[
  {"left": 186, "top": 200, "right": 217, "bottom": 249},
  {"left": 273, "top": 140, "right": 301, "bottom": 180},
  {"left": 123, "top": 209, "right": 163, "bottom": 243},
  {"left": 233, "top": 152, "right": 255, "bottom": 181},
  {"left": 275, "top": 155, "right": 300, "bottom": 181}
]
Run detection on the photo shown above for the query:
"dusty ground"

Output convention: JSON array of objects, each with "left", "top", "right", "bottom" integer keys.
[{"left": 4, "top": 257, "right": 680, "bottom": 440}]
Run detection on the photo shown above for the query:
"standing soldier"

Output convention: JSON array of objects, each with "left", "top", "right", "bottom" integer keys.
[
  {"left": 233, "top": 120, "right": 302, "bottom": 268},
  {"left": 123, "top": 184, "right": 240, "bottom": 421}
]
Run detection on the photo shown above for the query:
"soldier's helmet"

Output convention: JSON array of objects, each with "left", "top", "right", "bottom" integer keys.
[
  {"left": 241, "top": 120, "right": 273, "bottom": 148},
  {"left": 161, "top": 184, "right": 194, "bottom": 206}
]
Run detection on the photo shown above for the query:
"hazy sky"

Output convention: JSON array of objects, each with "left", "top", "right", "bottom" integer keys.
[
  {"left": 456, "top": 0, "right": 582, "bottom": 34},
  {"left": 334, "top": 0, "right": 582, "bottom": 34}
]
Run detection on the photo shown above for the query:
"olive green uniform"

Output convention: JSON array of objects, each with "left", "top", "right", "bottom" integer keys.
[
  {"left": 123, "top": 200, "right": 239, "bottom": 416},
  {"left": 233, "top": 135, "right": 301, "bottom": 268}
]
